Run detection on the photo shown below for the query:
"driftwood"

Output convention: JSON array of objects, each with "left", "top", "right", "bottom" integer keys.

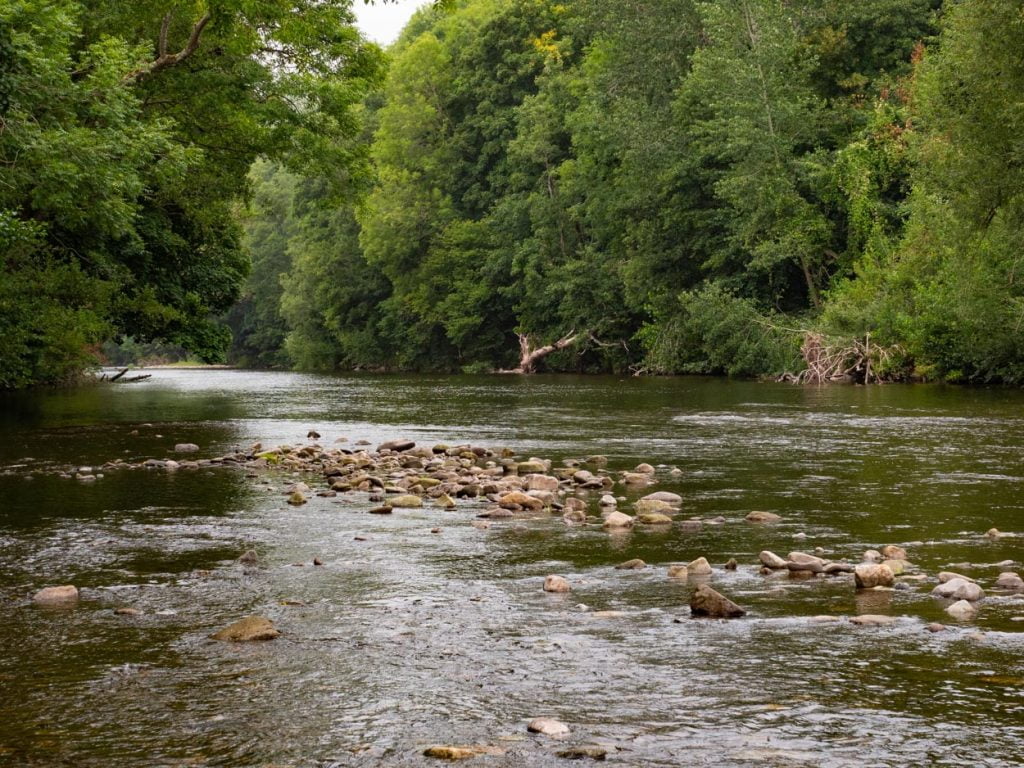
[
  {"left": 790, "top": 332, "right": 902, "bottom": 384},
  {"left": 100, "top": 368, "right": 152, "bottom": 384},
  {"left": 498, "top": 330, "right": 585, "bottom": 374}
]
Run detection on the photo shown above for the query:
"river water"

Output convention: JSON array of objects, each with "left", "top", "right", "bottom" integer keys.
[{"left": 0, "top": 370, "right": 1022, "bottom": 766}]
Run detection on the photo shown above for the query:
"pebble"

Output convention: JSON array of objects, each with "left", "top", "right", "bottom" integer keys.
[
  {"left": 527, "top": 717, "right": 570, "bottom": 737},
  {"left": 33, "top": 585, "right": 79, "bottom": 604}
]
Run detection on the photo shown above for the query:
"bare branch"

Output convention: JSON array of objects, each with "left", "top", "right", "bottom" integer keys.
[{"left": 123, "top": 12, "right": 213, "bottom": 84}]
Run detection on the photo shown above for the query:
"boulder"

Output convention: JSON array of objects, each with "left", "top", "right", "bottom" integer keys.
[
  {"left": 849, "top": 614, "right": 895, "bottom": 627},
  {"left": 615, "top": 558, "right": 646, "bottom": 570},
  {"left": 543, "top": 575, "right": 571, "bottom": 593},
  {"left": 377, "top": 440, "right": 415, "bottom": 453},
  {"left": 598, "top": 494, "right": 617, "bottom": 507},
  {"left": 787, "top": 552, "right": 827, "bottom": 573},
  {"left": 390, "top": 494, "right": 423, "bottom": 508},
  {"left": 602, "top": 511, "right": 634, "bottom": 529},
  {"left": 995, "top": 572, "right": 1024, "bottom": 591},
  {"left": 286, "top": 492, "right": 307, "bottom": 506},
  {"left": 173, "top": 443, "right": 200, "bottom": 453},
  {"left": 759, "top": 551, "right": 788, "bottom": 569},
  {"left": 621, "top": 472, "right": 652, "bottom": 485},
  {"left": 946, "top": 600, "right": 978, "bottom": 620},
  {"left": 862, "top": 549, "right": 882, "bottom": 562},
  {"left": 636, "top": 513, "right": 673, "bottom": 525},
  {"left": 642, "top": 491, "right": 682, "bottom": 505},
  {"left": 724, "top": 558, "right": 738, "bottom": 571},
  {"left": 210, "top": 616, "right": 280, "bottom": 642},
  {"left": 938, "top": 571, "right": 975, "bottom": 583},
  {"left": 499, "top": 491, "right": 544, "bottom": 511},
  {"left": 527, "top": 717, "right": 570, "bottom": 737},
  {"left": 932, "top": 578, "right": 985, "bottom": 601},
  {"left": 986, "top": 527, "right": 1001, "bottom": 539},
  {"left": 518, "top": 460, "right": 547, "bottom": 474},
  {"left": 563, "top": 497, "right": 586, "bottom": 513},
  {"left": 634, "top": 498, "right": 673, "bottom": 514},
  {"left": 854, "top": 563, "right": 895, "bottom": 589},
  {"left": 745, "top": 511, "right": 781, "bottom": 523},
  {"left": 689, "top": 583, "right": 745, "bottom": 618},
  {"left": 526, "top": 475, "right": 560, "bottom": 492},
  {"left": 687, "top": 556, "right": 712, "bottom": 575},
  {"left": 634, "top": 463, "right": 656, "bottom": 474},
  {"left": 33, "top": 585, "right": 79, "bottom": 604},
  {"left": 880, "top": 545, "right": 908, "bottom": 561},
  {"left": 562, "top": 510, "right": 587, "bottom": 524},
  {"left": 667, "top": 564, "right": 689, "bottom": 579},
  {"left": 881, "top": 559, "right": 907, "bottom": 576}
]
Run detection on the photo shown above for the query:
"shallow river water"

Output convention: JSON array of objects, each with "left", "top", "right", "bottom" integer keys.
[{"left": 1, "top": 370, "right": 1023, "bottom": 767}]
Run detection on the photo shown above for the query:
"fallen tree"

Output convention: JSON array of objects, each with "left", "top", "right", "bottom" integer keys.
[{"left": 498, "top": 330, "right": 586, "bottom": 374}]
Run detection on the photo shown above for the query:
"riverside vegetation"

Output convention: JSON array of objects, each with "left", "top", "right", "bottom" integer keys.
[{"left": 3, "top": 0, "right": 1024, "bottom": 388}]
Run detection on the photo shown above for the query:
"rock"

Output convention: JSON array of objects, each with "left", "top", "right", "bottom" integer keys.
[
  {"left": 557, "top": 746, "right": 608, "bottom": 760},
  {"left": 621, "top": 472, "right": 652, "bottom": 485},
  {"left": 926, "top": 623, "right": 946, "bottom": 633},
  {"left": 880, "top": 545, "right": 907, "bottom": 561},
  {"left": 689, "top": 583, "right": 745, "bottom": 618},
  {"left": 423, "top": 746, "right": 502, "bottom": 760},
  {"left": 634, "top": 463, "right": 656, "bottom": 474},
  {"left": 642, "top": 491, "right": 682, "bottom": 504},
  {"left": 679, "top": 519, "right": 702, "bottom": 533},
  {"left": 745, "top": 511, "right": 781, "bottom": 523},
  {"left": 287, "top": 491, "right": 307, "bottom": 506},
  {"left": 518, "top": 460, "right": 547, "bottom": 474},
  {"left": 526, "top": 475, "right": 560, "bottom": 492},
  {"left": 377, "top": 440, "right": 415, "bottom": 453},
  {"left": 499, "top": 491, "right": 544, "bottom": 511},
  {"left": 602, "top": 511, "right": 634, "bottom": 529},
  {"left": 881, "top": 559, "right": 906, "bottom": 576},
  {"left": 598, "top": 494, "right": 617, "bottom": 507},
  {"left": 615, "top": 558, "right": 646, "bottom": 570},
  {"left": 368, "top": 506, "right": 393, "bottom": 514},
  {"left": 173, "top": 443, "right": 200, "bottom": 453},
  {"left": 390, "top": 495, "right": 423, "bottom": 508},
  {"left": 938, "top": 571, "right": 975, "bottom": 583},
  {"left": 435, "top": 493, "right": 456, "bottom": 509},
  {"left": 527, "top": 717, "right": 570, "bottom": 737},
  {"left": 724, "top": 558, "right": 738, "bottom": 571},
  {"left": 543, "top": 575, "right": 571, "bottom": 593},
  {"left": 667, "top": 564, "right": 689, "bottom": 579},
  {"left": 849, "top": 614, "right": 896, "bottom": 627},
  {"left": 312, "top": 557, "right": 323, "bottom": 566},
  {"left": 306, "top": 430, "right": 320, "bottom": 439},
  {"left": 932, "top": 578, "right": 985, "bottom": 601},
  {"left": 854, "top": 563, "right": 895, "bottom": 589},
  {"left": 792, "top": 532, "right": 807, "bottom": 540},
  {"left": 113, "top": 607, "right": 141, "bottom": 616},
  {"left": 563, "top": 510, "right": 587, "bottom": 524},
  {"left": 210, "top": 616, "right": 280, "bottom": 642},
  {"left": 946, "top": 600, "right": 978, "bottom": 620},
  {"left": 33, "top": 585, "right": 79, "bottom": 604},
  {"left": 862, "top": 549, "right": 882, "bottom": 562},
  {"left": 986, "top": 527, "right": 1001, "bottom": 538},
  {"left": 995, "top": 572, "right": 1024, "bottom": 591},
  {"left": 563, "top": 497, "right": 586, "bottom": 513},
  {"left": 823, "top": 562, "right": 854, "bottom": 575},
  {"left": 787, "top": 552, "right": 827, "bottom": 573},
  {"left": 238, "top": 549, "right": 259, "bottom": 565},
  {"left": 759, "top": 551, "right": 788, "bottom": 569},
  {"left": 634, "top": 498, "right": 673, "bottom": 514},
  {"left": 636, "top": 512, "right": 673, "bottom": 525},
  {"left": 687, "top": 556, "right": 712, "bottom": 575}
]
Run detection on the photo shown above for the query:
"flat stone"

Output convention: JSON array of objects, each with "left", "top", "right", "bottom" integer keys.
[
  {"left": 746, "top": 511, "right": 781, "bottom": 523},
  {"left": 527, "top": 717, "right": 570, "bottom": 737},
  {"left": 389, "top": 495, "right": 423, "bottom": 508},
  {"left": 615, "top": 558, "right": 646, "bottom": 570},
  {"left": 557, "top": 746, "right": 608, "bottom": 760},
  {"left": 33, "top": 585, "right": 79, "bottom": 604},
  {"left": 173, "top": 443, "right": 200, "bottom": 453},
  {"left": 849, "top": 614, "right": 896, "bottom": 626},
  {"left": 423, "top": 745, "right": 503, "bottom": 760},
  {"left": 621, "top": 472, "right": 652, "bottom": 485},
  {"left": 787, "top": 552, "right": 827, "bottom": 573},
  {"left": 543, "top": 575, "right": 571, "bottom": 593},
  {"left": 642, "top": 491, "right": 682, "bottom": 504},
  {"left": 526, "top": 475, "right": 560, "bottom": 492},
  {"left": 636, "top": 512, "right": 673, "bottom": 525},
  {"left": 210, "top": 616, "right": 280, "bottom": 642},
  {"left": 938, "top": 571, "right": 975, "bottom": 583},
  {"left": 377, "top": 440, "right": 415, "bottom": 453},
  {"left": 689, "top": 583, "right": 745, "bottom": 618},
  {"left": 759, "top": 551, "right": 788, "bottom": 569},
  {"left": 113, "top": 607, "right": 141, "bottom": 616},
  {"left": 932, "top": 578, "right": 985, "bottom": 601}
]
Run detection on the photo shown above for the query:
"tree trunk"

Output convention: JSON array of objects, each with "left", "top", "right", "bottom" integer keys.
[{"left": 499, "top": 331, "right": 583, "bottom": 374}]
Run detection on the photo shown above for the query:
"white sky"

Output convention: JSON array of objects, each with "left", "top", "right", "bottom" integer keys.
[{"left": 353, "top": 0, "right": 434, "bottom": 46}]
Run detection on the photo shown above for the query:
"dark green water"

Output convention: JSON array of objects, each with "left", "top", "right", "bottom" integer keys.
[{"left": 1, "top": 370, "right": 1022, "bottom": 766}]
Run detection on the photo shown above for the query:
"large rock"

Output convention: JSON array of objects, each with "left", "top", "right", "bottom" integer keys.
[
  {"left": 527, "top": 717, "right": 570, "bottom": 737},
  {"left": 210, "top": 616, "right": 280, "bottom": 642},
  {"left": 995, "top": 572, "right": 1024, "bottom": 591},
  {"left": 759, "top": 551, "right": 788, "bottom": 569},
  {"left": 634, "top": 498, "right": 673, "bottom": 514},
  {"left": 602, "top": 511, "right": 634, "bottom": 529},
  {"left": 598, "top": 494, "right": 617, "bottom": 507},
  {"left": 689, "top": 583, "right": 745, "bottom": 618},
  {"left": 526, "top": 475, "right": 560, "bottom": 492},
  {"left": 634, "top": 463, "right": 656, "bottom": 474},
  {"left": 946, "top": 600, "right": 978, "bottom": 620},
  {"left": 854, "top": 563, "right": 895, "bottom": 589},
  {"left": 543, "top": 575, "right": 571, "bottom": 593},
  {"left": 33, "top": 585, "right": 79, "bottom": 604},
  {"left": 881, "top": 559, "right": 906, "bottom": 576},
  {"left": 745, "top": 511, "right": 781, "bottom": 523},
  {"left": 636, "top": 512, "right": 673, "bottom": 525},
  {"left": 880, "top": 544, "right": 907, "bottom": 561},
  {"left": 377, "top": 440, "right": 415, "bottom": 453},
  {"left": 499, "top": 491, "right": 544, "bottom": 511},
  {"left": 615, "top": 558, "right": 646, "bottom": 570},
  {"left": 787, "top": 552, "right": 828, "bottom": 573},
  {"left": 621, "top": 472, "right": 652, "bottom": 485},
  {"left": 667, "top": 564, "right": 689, "bottom": 579},
  {"left": 938, "top": 571, "right": 975, "bottom": 583},
  {"left": 687, "top": 556, "right": 713, "bottom": 575},
  {"left": 849, "top": 614, "right": 895, "bottom": 627},
  {"left": 932, "top": 578, "right": 985, "bottom": 602},
  {"left": 173, "top": 443, "right": 200, "bottom": 453},
  {"left": 389, "top": 494, "right": 423, "bottom": 508},
  {"left": 642, "top": 491, "right": 682, "bottom": 505}
]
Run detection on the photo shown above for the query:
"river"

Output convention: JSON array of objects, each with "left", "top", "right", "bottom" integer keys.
[{"left": 1, "top": 370, "right": 1022, "bottom": 766}]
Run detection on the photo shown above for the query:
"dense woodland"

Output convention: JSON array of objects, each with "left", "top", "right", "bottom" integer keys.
[{"left": 3, "top": 0, "right": 1024, "bottom": 388}]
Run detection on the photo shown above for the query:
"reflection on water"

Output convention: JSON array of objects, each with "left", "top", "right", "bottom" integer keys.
[{"left": 1, "top": 370, "right": 1023, "bottom": 766}]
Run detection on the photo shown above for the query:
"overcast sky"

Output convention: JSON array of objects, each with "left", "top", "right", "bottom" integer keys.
[{"left": 353, "top": 0, "right": 434, "bottom": 46}]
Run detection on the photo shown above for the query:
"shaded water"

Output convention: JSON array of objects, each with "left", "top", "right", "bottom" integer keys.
[{"left": 1, "top": 370, "right": 1023, "bottom": 766}]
